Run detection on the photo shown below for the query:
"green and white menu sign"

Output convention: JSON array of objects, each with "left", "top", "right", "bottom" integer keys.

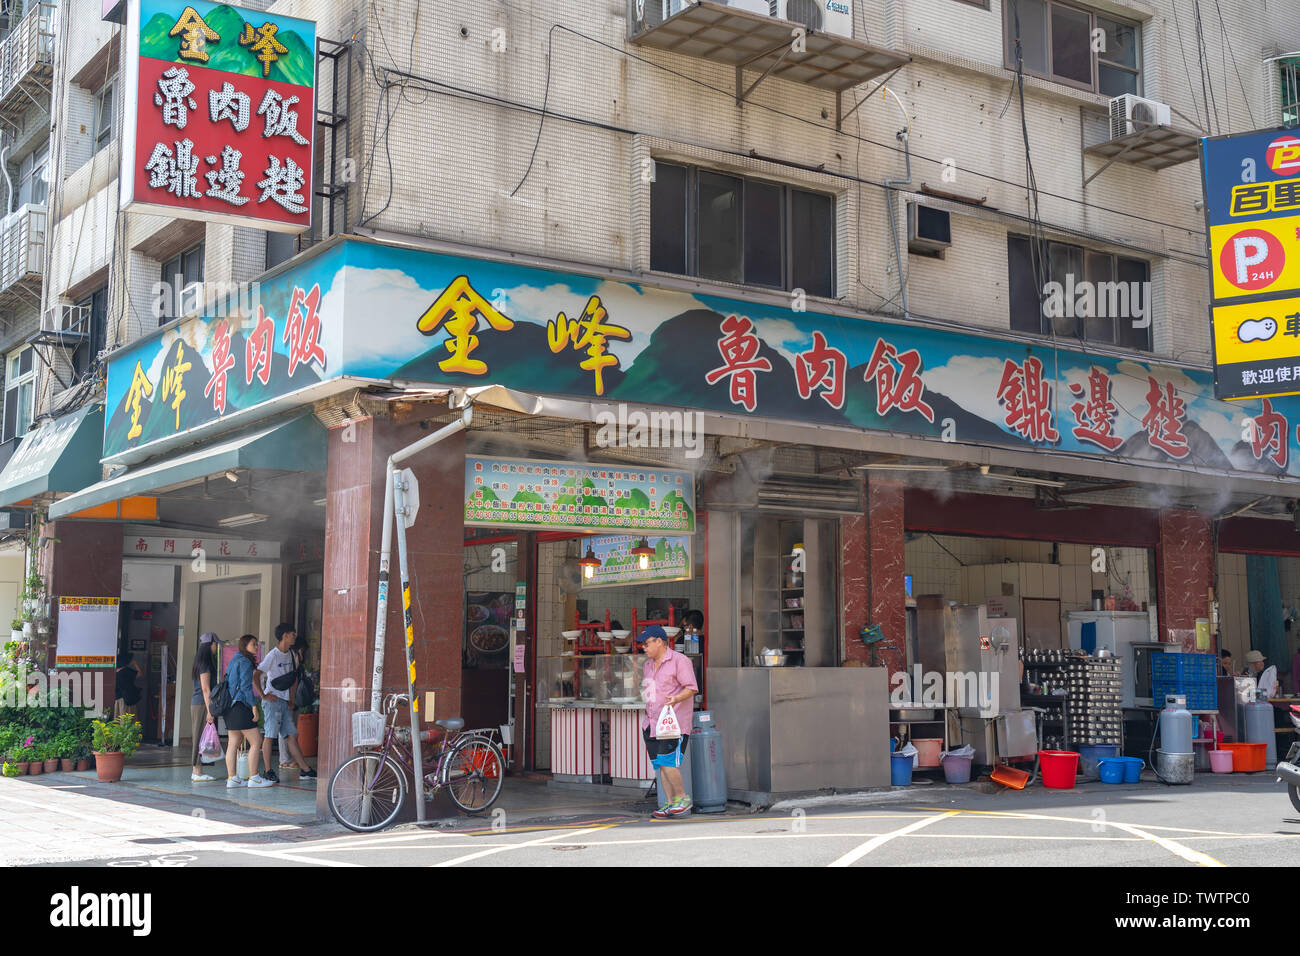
[
  {"left": 583, "top": 534, "right": 693, "bottom": 589},
  {"left": 464, "top": 457, "right": 695, "bottom": 533}
]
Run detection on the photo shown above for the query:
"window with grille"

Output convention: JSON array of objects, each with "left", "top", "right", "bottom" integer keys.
[{"left": 1282, "top": 57, "right": 1299, "bottom": 127}]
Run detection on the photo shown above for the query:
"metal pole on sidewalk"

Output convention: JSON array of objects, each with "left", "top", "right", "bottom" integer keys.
[{"left": 392, "top": 468, "right": 425, "bottom": 820}]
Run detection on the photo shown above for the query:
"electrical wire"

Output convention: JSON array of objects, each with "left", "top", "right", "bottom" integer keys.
[
  {"left": 1170, "top": 0, "right": 1206, "bottom": 133},
  {"left": 462, "top": 0, "right": 1210, "bottom": 240},
  {"left": 1211, "top": 0, "right": 1255, "bottom": 129}
]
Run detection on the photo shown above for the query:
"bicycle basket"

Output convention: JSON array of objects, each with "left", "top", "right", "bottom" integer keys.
[{"left": 351, "top": 710, "right": 386, "bottom": 748}]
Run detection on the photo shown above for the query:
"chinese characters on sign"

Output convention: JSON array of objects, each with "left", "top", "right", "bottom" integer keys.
[
  {"left": 997, "top": 357, "right": 1059, "bottom": 444},
  {"left": 463, "top": 457, "right": 695, "bottom": 533},
  {"left": 123, "top": 2, "right": 316, "bottom": 232},
  {"left": 122, "top": 537, "right": 281, "bottom": 559}
]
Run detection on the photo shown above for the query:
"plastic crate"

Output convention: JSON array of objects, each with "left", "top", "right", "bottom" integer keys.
[
  {"left": 1153, "top": 681, "right": 1217, "bottom": 711},
  {"left": 1151, "top": 653, "right": 1217, "bottom": 685}
]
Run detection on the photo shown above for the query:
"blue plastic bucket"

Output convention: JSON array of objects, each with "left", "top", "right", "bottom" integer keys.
[
  {"left": 890, "top": 752, "right": 914, "bottom": 786},
  {"left": 1120, "top": 756, "right": 1144, "bottom": 783},
  {"left": 1098, "top": 758, "right": 1126, "bottom": 784},
  {"left": 941, "top": 753, "right": 973, "bottom": 784},
  {"left": 890, "top": 737, "right": 897, "bottom": 753},
  {"left": 1077, "top": 744, "right": 1120, "bottom": 777}
]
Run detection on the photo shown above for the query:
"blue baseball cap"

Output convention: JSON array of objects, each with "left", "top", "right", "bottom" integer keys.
[{"left": 638, "top": 625, "right": 668, "bottom": 644}]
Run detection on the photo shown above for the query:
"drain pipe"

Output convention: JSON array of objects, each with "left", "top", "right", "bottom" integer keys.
[
  {"left": 881, "top": 86, "right": 912, "bottom": 317},
  {"left": 367, "top": 405, "right": 472, "bottom": 823}
]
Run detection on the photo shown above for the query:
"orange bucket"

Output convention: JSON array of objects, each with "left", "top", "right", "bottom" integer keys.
[
  {"left": 1221, "top": 742, "right": 1266, "bottom": 772},
  {"left": 913, "top": 738, "right": 943, "bottom": 768}
]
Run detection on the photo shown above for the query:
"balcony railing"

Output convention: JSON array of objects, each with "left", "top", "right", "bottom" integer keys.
[
  {"left": 0, "top": 203, "right": 45, "bottom": 302},
  {"left": 0, "top": 2, "right": 55, "bottom": 128}
]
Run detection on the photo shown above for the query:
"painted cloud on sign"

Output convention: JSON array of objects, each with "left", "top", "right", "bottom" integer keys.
[{"left": 1237, "top": 317, "right": 1277, "bottom": 342}]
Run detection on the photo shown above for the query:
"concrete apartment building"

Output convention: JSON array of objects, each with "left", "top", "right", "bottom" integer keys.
[{"left": 0, "top": 0, "right": 1297, "bottom": 802}]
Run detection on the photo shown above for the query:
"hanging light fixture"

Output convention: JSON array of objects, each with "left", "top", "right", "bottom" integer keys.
[
  {"left": 579, "top": 544, "right": 600, "bottom": 580},
  {"left": 631, "top": 537, "right": 655, "bottom": 571}
]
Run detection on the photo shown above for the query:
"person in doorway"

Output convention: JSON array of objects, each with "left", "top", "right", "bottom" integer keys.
[
  {"left": 1219, "top": 649, "right": 1234, "bottom": 677},
  {"left": 114, "top": 654, "right": 142, "bottom": 718},
  {"left": 223, "top": 634, "right": 274, "bottom": 788},
  {"left": 190, "top": 632, "right": 222, "bottom": 782},
  {"left": 257, "top": 624, "right": 315, "bottom": 782},
  {"left": 1245, "top": 650, "right": 1279, "bottom": 699},
  {"left": 639, "top": 624, "right": 698, "bottom": 819}
]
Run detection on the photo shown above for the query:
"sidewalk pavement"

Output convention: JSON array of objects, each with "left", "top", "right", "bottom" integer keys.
[{"left": 4, "top": 759, "right": 1282, "bottom": 866}]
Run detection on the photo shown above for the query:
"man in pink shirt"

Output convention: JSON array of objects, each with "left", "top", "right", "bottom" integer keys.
[{"left": 640, "top": 625, "right": 698, "bottom": 818}]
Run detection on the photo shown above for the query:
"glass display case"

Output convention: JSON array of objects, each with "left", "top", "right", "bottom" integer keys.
[{"left": 540, "top": 654, "right": 644, "bottom": 705}]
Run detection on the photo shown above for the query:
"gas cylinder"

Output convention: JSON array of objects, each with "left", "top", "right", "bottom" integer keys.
[
  {"left": 1156, "top": 694, "right": 1194, "bottom": 785},
  {"left": 1160, "top": 695, "right": 1194, "bottom": 754},
  {"left": 1244, "top": 696, "right": 1278, "bottom": 767}
]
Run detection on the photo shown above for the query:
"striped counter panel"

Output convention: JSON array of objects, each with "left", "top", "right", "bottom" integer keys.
[
  {"left": 549, "top": 707, "right": 599, "bottom": 776},
  {"left": 610, "top": 708, "right": 654, "bottom": 781}
]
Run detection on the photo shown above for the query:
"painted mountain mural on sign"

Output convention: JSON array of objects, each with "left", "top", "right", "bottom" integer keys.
[{"left": 140, "top": 7, "right": 314, "bottom": 87}]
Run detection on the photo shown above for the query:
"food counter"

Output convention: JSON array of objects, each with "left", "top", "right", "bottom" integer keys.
[{"left": 542, "top": 653, "right": 657, "bottom": 785}]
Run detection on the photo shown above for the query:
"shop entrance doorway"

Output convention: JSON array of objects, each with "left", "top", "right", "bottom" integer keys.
[{"left": 197, "top": 576, "right": 262, "bottom": 642}]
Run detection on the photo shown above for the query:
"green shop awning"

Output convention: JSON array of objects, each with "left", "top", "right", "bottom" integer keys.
[
  {"left": 0, "top": 405, "right": 105, "bottom": 509},
  {"left": 49, "top": 413, "right": 326, "bottom": 519}
]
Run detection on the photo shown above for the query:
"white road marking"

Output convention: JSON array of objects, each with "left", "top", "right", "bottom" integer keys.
[
  {"left": 1105, "top": 821, "right": 1224, "bottom": 867},
  {"left": 432, "top": 826, "right": 610, "bottom": 866},
  {"left": 827, "top": 810, "right": 959, "bottom": 867}
]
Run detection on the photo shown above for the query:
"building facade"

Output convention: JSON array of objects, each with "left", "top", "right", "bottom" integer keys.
[{"left": 0, "top": 0, "right": 1297, "bottom": 809}]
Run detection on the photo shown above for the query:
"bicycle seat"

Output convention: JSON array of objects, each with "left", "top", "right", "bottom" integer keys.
[{"left": 435, "top": 718, "right": 465, "bottom": 732}]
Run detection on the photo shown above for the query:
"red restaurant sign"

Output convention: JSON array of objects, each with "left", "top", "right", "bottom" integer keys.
[{"left": 120, "top": 1, "right": 316, "bottom": 233}]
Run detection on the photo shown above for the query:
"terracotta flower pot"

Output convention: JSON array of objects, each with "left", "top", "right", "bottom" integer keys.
[
  {"left": 93, "top": 751, "right": 125, "bottom": 782},
  {"left": 59, "top": 758, "right": 75, "bottom": 772},
  {"left": 297, "top": 712, "right": 318, "bottom": 757},
  {"left": 12, "top": 762, "right": 28, "bottom": 774},
  {"left": 75, "top": 759, "right": 90, "bottom": 772},
  {"left": 43, "top": 759, "right": 59, "bottom": 773},
  {"left": 28, "top": 760, "right": 42, "bottom": 775}
]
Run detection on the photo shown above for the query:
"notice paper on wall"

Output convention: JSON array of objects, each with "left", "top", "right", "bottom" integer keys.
[{"left": 55, "top": 597, "right": 121, "bottom": 669}]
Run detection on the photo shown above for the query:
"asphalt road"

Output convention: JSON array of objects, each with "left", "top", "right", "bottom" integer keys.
[{"left": 79, "top": 775, "right": 1299, "bottom": 869}]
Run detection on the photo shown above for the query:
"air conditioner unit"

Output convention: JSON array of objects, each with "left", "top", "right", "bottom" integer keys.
[
  {"left": 177, "top": 281, "right": 204, "bottom": 318},
  {"left": 0, "top": 510, "right": 29, "bottom": 532},
  {"left": 907, "top": 202, "right": 951, "bottom": 254},
  {"left": 1109, "top": 94, "right": 1171, "bottom": 139},
  {"left": 773, "top": 0, "right": 852, "bottom": 38}
]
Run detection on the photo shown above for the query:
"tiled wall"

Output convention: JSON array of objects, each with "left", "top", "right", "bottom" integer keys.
[
  {"left": 906, "top": 533, "right": 1155, "bottom": 645},
  {"left": 1217, "top": 554, "right": 1300, "bottom": 676}
]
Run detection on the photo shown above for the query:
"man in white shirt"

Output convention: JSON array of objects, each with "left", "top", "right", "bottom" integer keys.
[
  {"left": 257, "top": 624, "right": 316, "bottom": 782},
  {"left": 1245, "top": 650, "right": 1279, "bottom": 700}
]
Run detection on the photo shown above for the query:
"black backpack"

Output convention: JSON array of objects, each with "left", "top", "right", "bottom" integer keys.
[
  {"left": 208, "top": 677, "right": 233, "bottom": 717},
  {"left": 295, "top": 669, "right": 316, "bottom": 709}
]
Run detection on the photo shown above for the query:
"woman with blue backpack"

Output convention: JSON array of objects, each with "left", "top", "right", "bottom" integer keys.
[{"left": 222, "top": 634, "right": 274, "bottom": 788}]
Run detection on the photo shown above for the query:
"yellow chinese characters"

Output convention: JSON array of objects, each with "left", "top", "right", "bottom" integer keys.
[
  {"left": 239, "top": 22, "right": 289, "bottom": 78},
  {"left": 159, "top": 341, "right": 192, "bottom": 430},
  {"left": 124, "top": 361, "right": 154, "bottom": 441},
  {"left": 547, "top": 295, "right": 630, "bottom": 396},
  {"left": 417, "top": 276, "right": 514, "bottom": 375},
  {"left": 170, "top": 7, "right": 220, "bottom": 64}
]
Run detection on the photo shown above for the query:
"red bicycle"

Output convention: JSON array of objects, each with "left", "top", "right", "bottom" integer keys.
[{"left": 327, "top": 694, "right": 504, "bottom": 832}]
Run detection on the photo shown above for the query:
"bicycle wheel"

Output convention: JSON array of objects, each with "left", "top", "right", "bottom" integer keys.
[
  {"left": 444, "top": 737, "right": 504, "bottom": 813},
  {"left": 328, "top": 751, "right": 407, "bottom": 832}
]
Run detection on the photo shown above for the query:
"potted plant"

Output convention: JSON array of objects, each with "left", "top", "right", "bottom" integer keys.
[
  {"left": 24, "top": 738, "right": 41, "bottom": 775},
  {"left": 9, "top": 619, "right": 22, "bottom": 643},
  {"left": 74, "top": 742, "right": 92, "bottom": 772},
  {"left": 39, "top": 742, "right": 59, "bottom": 774},
  {"left": 2, "top": 759, "right": 21, "bottom": 777},
  {"left": 91, "top": 715, "right": 142, "bottom": 782},
  {"left": 56, "top": 732, "right": 77, "bottom": 772},
  {"left": 3, "top": 746, "right": 28, "bottom": 776}
]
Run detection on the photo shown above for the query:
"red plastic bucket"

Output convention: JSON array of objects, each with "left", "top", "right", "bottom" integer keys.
[{"left": 1039, "top": 750, "right": 1080, "bottom": 789}]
